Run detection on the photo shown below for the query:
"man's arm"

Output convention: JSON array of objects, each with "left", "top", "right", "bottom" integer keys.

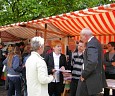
[{"left": 82, "top": 47, "right": 98, "bottom": 80}]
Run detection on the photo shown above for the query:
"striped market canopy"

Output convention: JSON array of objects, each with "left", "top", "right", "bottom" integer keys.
[{"left": 0, "top": 3, "right": 115, "bottom": 44}]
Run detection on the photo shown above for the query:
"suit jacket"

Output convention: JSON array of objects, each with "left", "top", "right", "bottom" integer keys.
[
  {"left": 82, "top": 37, "right": 107, "bottom": 95},
  {"left": 44, "top": 52, "right": 67, "bottom": 83}
]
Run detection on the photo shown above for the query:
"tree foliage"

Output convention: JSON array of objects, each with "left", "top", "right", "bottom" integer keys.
[{"left": 0, "top": 0, "right": 114, "bottom": 26}]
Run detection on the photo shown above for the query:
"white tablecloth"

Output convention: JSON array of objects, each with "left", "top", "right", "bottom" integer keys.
[{"left": 106, "top": 79, "right": 115, "bottom": 89}]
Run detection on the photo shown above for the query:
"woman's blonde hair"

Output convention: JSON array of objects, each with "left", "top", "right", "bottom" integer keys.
[
  {"left": 22, "top": 44, "right": 31, "bottom": 54},
  {"left": 7, "top": 46, "right": 21, "bottom": 67}
]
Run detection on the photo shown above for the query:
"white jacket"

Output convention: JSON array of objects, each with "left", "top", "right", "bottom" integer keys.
[{"left": 26, "top": 51, "right": 53, "bottom": 96}]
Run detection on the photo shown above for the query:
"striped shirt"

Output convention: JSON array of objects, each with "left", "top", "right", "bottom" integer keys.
[{"left": 71, "top": 51, "right": 83, "bottom": 80}]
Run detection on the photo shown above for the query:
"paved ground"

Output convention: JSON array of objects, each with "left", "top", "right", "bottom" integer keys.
[
  {"left": 0, "top": 85, "right": 7, "bottom": 96},
  {"left": 0, "top": 86, "right": 105, "bottom": 96},
  {"left": 0, "top": 86, "right": 104, "bottom": 96}
]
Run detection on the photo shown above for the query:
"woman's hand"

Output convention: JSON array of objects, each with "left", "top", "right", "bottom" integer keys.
[
  {"left": 112, "top": 62, "right": 115, "bottom": 66},
  {"left": 52, "top": 69, "right": 56, "bottom": 73},
  {"left": 60, "top": 66, "right": 65, "bottom": 70}
]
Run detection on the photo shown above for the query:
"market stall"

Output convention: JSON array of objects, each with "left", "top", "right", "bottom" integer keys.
[{"left": 0, "top": 3, "right": 115, "bottom": 44}]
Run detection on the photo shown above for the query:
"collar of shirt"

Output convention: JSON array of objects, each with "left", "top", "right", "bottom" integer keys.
[
  {"left": 88, "top": 36, "right": 94, "bottom": 42},
  {"left": 53, "top": 52, "right": 61, "bottom": 58}
]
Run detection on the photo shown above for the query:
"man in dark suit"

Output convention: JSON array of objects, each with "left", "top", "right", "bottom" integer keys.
[{"left": 76, "top": 28, "right": 107, "bottom": 96}]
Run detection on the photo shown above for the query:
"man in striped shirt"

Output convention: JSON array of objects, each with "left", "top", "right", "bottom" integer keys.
[{"left": 70, "top": 41, "right": 85, "bottom": 96}]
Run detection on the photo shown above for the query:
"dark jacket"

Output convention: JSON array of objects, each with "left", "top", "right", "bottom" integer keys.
[
  {"left": 0, "top": 49, "right": 3, "bottom": 67},
  {"left": 44, "top": 52, "right": 67, "bottom": 83},
  {"left": 104, "top": 52, "right": 115, "bottom": 74},
  {"left": 82, "top": 37, "right": 107, "bottom": 95}
]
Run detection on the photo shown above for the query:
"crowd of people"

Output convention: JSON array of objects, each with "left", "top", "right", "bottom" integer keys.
[{"left": 0, "top": 28, "right": 115, "bottom": 96}]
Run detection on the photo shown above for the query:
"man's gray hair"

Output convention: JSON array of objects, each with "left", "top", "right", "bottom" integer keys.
[
  {"left": 80, "top": 28, "right": 93, "bottom": 36},
  {"left": 31, "top": 36, "right": 44, "bottom": 51}
]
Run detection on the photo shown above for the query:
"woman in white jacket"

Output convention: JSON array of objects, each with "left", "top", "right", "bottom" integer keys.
[{"left": 26, "top": 36, "right": 54, "bottom": 96}]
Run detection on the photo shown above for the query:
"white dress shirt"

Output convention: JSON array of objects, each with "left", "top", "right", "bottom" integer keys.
[{"left": 52, "top": 52, "right": 60, "bottom": 82}]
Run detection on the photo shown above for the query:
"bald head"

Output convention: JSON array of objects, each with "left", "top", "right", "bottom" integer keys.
[
  {"left": 80, "top": 28, "right": 93, "bottom": 43},
  {"left": 80, "top": 28, "right": 93, "bottom": 36}
]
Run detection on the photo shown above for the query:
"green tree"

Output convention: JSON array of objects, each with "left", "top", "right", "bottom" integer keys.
[{"left": 0, "top": 0, "right": 114, "bottom": 26}]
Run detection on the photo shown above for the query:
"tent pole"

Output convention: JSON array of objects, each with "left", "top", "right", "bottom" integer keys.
[
  {"left": 0, "top": 32, "right": 1, "bottom": 43},
  {"left": 36, "top": 30, "right": 42, "bottom": 37},
  {"left": 36, "top": 30, "right": 37, "bottom": 36},
  {"left": 44, "top": 24, "right": 47, "bottom": 43}
]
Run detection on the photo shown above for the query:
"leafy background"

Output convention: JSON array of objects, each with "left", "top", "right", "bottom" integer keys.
[{"left": 0, "top": 0, "right": 114, "bottom": 26}]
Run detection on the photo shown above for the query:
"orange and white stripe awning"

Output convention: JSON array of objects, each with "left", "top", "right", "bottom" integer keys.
[
  {"left": 51, "top": 3, "right": 115, "bottom": 36},
  {"left": 0, "top": 3, "right": 115, "bottom": 43}
]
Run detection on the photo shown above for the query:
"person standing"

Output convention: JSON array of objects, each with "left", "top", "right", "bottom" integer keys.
[
  {"left": 104, "top": 42, "right": 115, "bottom": 96},
  {"left": 66, "top": 40, "right": 77, "bottom": 70},
  {"left": 69, "top": 41, "right": 85, "bottom": 96},
  {"left": 26, "top": 36, "right": 54, "bottom": 96},
  {"left": 22, "top": 44, "right": 31, "bottom": 96},
  {"left": 76, "top": 28, "right": 107, "bottom": 96},
  {"left": 41, "top": 40, "right": 53, "bottom": 58},
  {"left": 44, "top": 40, "right": 67, "bottom": 96},
  {"left": 3, "top": 46, "right": 23, "bottom": 96},
  {"left": 0, "top": 43, "right": 4, "bottom": 86}
]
